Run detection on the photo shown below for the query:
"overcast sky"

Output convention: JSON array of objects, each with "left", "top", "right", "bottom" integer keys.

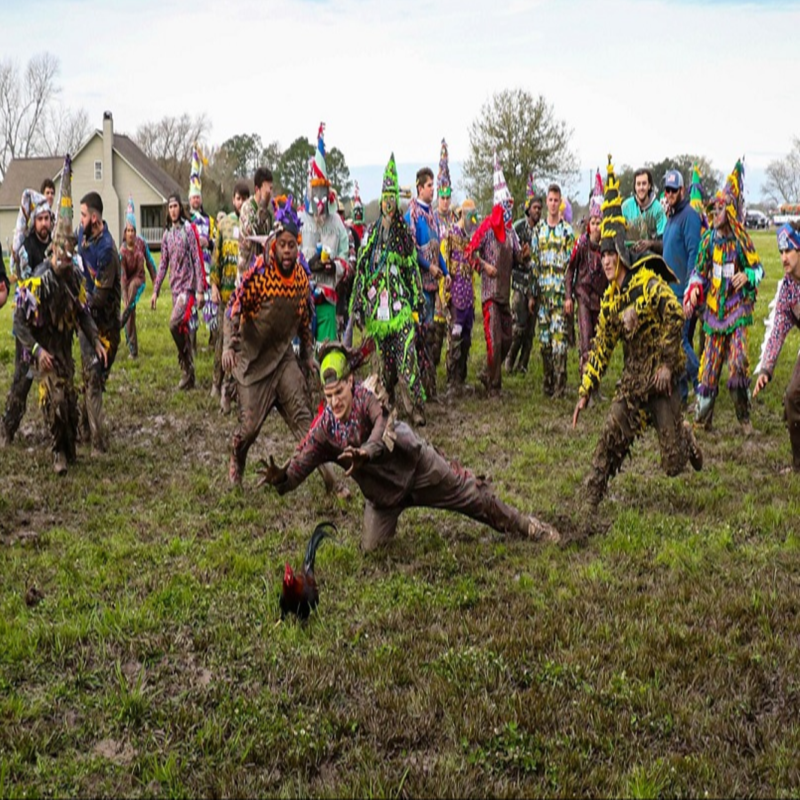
[{"left": 3, "top": 0, "right": 797, "bottom": 200}]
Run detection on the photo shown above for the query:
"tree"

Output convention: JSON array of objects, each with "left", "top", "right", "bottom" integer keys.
[
  {"left": 219, "top": 133, "right": 263, "bottom": 178},
  {"left": 0, "top": 53, "right": 59, "bottom": 180},
  {"left": 763, "top": 138, "right": 800, "bottom": 205},
  {"left": 261, "top": 140, "right": 282, "bottom": 172},
  {"left": 462, "top": 89, "right": 578, "bottom": 214},
  {"left": 326, "top": 147, "right": 352, "bottom": 199},
  {"left": 646, "top": 155, "right": 721, "bottom": 199},
  {"left": 40, "top": 105, "right": 91, "bottom": 157},
  {"left": 276, "top": 136, "right": 314, "bottom": 201},
  {"left": 135, "top": 112, "right": 211, "bottom": 187}
]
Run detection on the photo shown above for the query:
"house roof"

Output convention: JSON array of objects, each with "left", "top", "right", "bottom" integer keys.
[
  {"left": 111, "top": 134, "right": 182, "bottom": 200},
  {"left": 0, "top": 156, "right": 63, "bottom": 208}
]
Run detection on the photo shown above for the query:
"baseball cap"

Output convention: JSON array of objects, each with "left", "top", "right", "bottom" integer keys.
[{"left": 664, "top": 170, "right": 684, "bottom": 190}]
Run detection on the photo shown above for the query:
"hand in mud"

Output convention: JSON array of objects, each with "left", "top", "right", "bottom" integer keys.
[
  {"left": 338, "top": 446, "right": 368, "bottom": 476},
  {"left": 222, "top": 349, "right": 238, "bottom": 372},
  {"left": 654, "top": 365, "right": 672, "bottom": 394},
  {"left": 572, "top": 395, "right": 588, "bottom": 429},
  {"left": 256, "top": 455, "right": 288, "bottom": 488},
  {"left": 752, "top": 372, "right": 769, "bottom": 398},
  {"left": 731, "top": 272, "right": 748, "bottom": 291}
]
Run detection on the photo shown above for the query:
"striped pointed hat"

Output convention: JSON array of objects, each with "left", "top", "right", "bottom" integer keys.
[
  {"left": 599, "top": 154, "right": 629, "bottom": 267},
  {"left": 189, "top": 143, "right": 206, "bottom": 199},
  {"left": 125, "top": 194, "right": 136, "bottom": 230},
  {"left": 589, "top": 169, "right": 604, "bottom": 218},
  {"left": 437, "top": 138, "right": 451, "bottom": 197},
  {"left": 310, "top": 122, "right": 329, "bottom": 188},
  {"left": 492, "top": 152, "right": 512, "bottom": 206},
  {"left": 689, "top": 163, "right": 708, "bottom": 232}
]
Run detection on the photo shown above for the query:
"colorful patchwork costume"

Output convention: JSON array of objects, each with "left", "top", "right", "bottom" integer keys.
[{"left": 684, "top": 158, "right": 763, "bottom": 429}]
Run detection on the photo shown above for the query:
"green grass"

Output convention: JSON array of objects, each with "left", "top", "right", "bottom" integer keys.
[{"left": 1, "top": 231, "right": 800, "bottom": 796}]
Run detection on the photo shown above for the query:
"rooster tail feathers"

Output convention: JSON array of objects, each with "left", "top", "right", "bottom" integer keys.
[{"left": 304, "top": 522, "right": 337, "bottom": 574}]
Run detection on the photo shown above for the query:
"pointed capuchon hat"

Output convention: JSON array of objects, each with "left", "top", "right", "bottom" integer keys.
[
  {"left": 352, "top": 180, "right": 364, "bottom": 223},
  {"left": 492, "top": 152, "right": 512, "bottom": 206},
  {"left": 689, "top": 163, "right": 708, "bottom": 232},
  {"left": 125, "top": 194, "right": 136, "bottom": 230},
  {"left": 188, "top": 143, "right": 206, "bottom": 199},
  {"left": 382, "top": 152, "right": 399, "bottom": 200},
  {"left": 437, "top": 138, "right": 452, "bottom": 198},
  {"left": 716, "top": 156, "right": 746, "bottom": 227},
  {"left": 589, "top": 169, "right": 604, "bottom": 218},
  {"left": 310, "top": 122, "right": 329, "bottom": 188},
  {"left": 599, "top": 154, "right": 630, "bottom": 267},
  {"left": 54, "top": 153, "right": 76, "bottom": 256}
]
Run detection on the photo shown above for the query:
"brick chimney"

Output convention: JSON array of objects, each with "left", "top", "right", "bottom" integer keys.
[{"left": 102, "top": 111, "right": 120, "bottom": 243}]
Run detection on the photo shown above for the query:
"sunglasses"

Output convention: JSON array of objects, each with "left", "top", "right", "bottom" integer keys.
[{"left": 664, "top": 186, "right": 680, "bottom": 194}]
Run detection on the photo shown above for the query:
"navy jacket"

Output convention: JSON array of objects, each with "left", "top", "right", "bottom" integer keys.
[{"left": 662, "top": 197, "right": 701, "bottom": 302}]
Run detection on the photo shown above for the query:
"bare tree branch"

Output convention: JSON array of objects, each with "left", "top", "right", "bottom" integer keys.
[
  {"left": 763, "top": 138, "right": 800, "bottom": 206},
  {"left": 135, "top": 113, "right": 212, "bottom": 187}
]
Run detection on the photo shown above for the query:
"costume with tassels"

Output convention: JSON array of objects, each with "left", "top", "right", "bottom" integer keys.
[
  {"left": 684, "top": 158, "right": 763, "bottom": 429},
  {"left": 753, "top": 223, "right": 800, "bottom": 471},
  {"left": 10, "top": 154, "right": 105, "bottom": 472},
  {"left": 441, "top": 199, "right": 480, "bottom": 391},
  {"left": 188, "top": 144, "right": 216, "bottom": 337},
  {"left": 577, "top": 156, "right": 701, "bottom": 508},
  {"left": 566, "top": 170, "right": 608, "bottom": 379},
  {"left": 260, "top": 342, "right": 559, "bottom": 552},
  {"left": 430, "top": 139, "right": 458, "bottom": 372},
  {"left": 120, "top": 196, "right": 157, "bottom": 358},
  {"left": 350, "top": 153, "right": 426, "bottom": 425},
  {"left": 532, "top": 187, "right": 575, "bottom": 398},
  {"left": 466, "top": 154, "right": 523, "bottom": 395},
  {"left": 300, "top": 123, "right": 350, "bottom": 347},
  {"left": 224, "top": 196, "right": 336, "bottom": 491},
  {"left": 1, "top": 191, "right": 53, "bottom": 445},
  {"left": 153, "top": 194, "right": 206, "bottom": 389}
]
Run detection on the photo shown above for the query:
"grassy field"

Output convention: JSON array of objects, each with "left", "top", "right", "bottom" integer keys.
[{"left": 1, "top": 229, "right": 800, "bottom": 798}]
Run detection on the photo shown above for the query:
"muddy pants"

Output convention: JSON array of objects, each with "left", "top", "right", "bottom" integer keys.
[
  {"left": 2, "top": 338, "right": 34, "bottom": 442},
  {"left": 577, "top": 301, "right": 601, "bottom": 377},
  {"left": 379, "top": 319, "right": 425, "bottom": 413},
  {"left": 785, "top": 355, "right": 800, "bottom": 471},
  {"left": 41, "top": 370, "right": 79, "bottom": 462},
  {"left": 79, "top": 324, "right": 119, "bottom": 452},
  {"left": 212, "top": 301, "right": 236, "bottom": 403},
  {"left": 418, "top": 289, "right": 439, "bottom": 399},
  {"left": 170, "top": 292, "right": 196, "bottom": 385},
  {"left": 506, "top": 288, "right": 537, "bottom": 374},
  {"left": 446, "top": 303, "right": 474, "bottom": 388},
  {"left": 696, "top": 326, "right": 751, "bottom": 426},
  {"left": 232, "top": 351, "right": 336, "bottom": 490},
  {"left": 122, "top": 277, "right": 144, "bottom": 357},
  {"left": 538, "top": 293, "right": 568, "bottom": 397},
  {"left": 481, "top": 300, "right": 512, "bottom": 392},
  {"left": 586, "top": 387, "right": 690, "bottom": 506},
  {"left": 361, "top": 442, "right": 530, "bottom": 551}
]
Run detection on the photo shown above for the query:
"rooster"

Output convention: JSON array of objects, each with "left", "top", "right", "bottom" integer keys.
[{"left": 280, "top": 522, "right": 337, "bottom": 620}]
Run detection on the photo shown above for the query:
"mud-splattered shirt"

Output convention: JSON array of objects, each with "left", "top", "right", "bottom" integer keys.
[
  {"left": 566, "top": 234, "right": 607, "bottom": 311},
  {"left": 580, "top": 266, "right": 686, "bottom": 400}
]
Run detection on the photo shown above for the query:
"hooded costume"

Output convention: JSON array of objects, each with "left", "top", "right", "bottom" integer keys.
[
  {"left": 753, "top": 223, "right": 800, "bottom": 471},
  {"left": 566, "top": 170, "right": 608, "bottom": 378},
  {"left": 465, "top": 153, "right": 523, "bottom": 395},
  {"left": 8, "top": 155, "right": 103, "bottom": 471},
  {"left": 223, "top": 195, "right": 336, "bottom": 491},
  {"left": 350, "top": 153, "right": 426, "bottom": 424},
  {"left": 300, "top": 123, "right": 350, "bottom": 346},
  {"left": 685, "top": 157, "right": 764, "bottom": 429},
  {"left": 578, "top": 155, "right": 701, "bottom": 507},
  {"left": 187, "top": 144, "right": 216, "bottom": 334}
]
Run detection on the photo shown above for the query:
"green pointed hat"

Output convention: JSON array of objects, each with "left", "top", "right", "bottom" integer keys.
[
  {"left": 382, "top": 152, "right": 399, "bottom": 199},
  {"left": 689, "top": 163, "right": 708, "bottom": 231}
]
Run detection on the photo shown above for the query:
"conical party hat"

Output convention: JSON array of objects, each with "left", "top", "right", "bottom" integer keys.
[
  {"left": 600, "top": 154, "right": 629, "bottom": 267},
  {"left": 689, "top": 163, "right": 708, "bottom": 231},
  {"left": 125, "top": 194, "right": 136, "bottom": 230},
  {"left": 189, "top": 143, "right": 206, "bottom": 198},
  {"left": 55, "top": 153, "right": 75, "bottom": 254},
  {"left": 382, "top": 152, "right": 399, "bottom": 199},
  {"left": 310, "top": 122, "right": 329, "bottom": 187},
  {"left": 492, "top": 152, "right": 512, "bottom": 206},
  {"left": 717, "top": 156, "right": 746, "bottom": 226},
  {"left": 437, "top": 138, "right": 451, "bottom": 197},
  {"left": 589, "top": 169, "right": 604, "bottom": 218},
  {"left": 352, "top": 180, "right": 364, "bottom": 222}
]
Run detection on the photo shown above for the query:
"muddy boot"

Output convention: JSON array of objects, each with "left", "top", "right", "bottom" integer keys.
[
  {"left": 229, "top": 451, "right": 245, "bottom": 486},
  {"left": 178, "top": 362, "right": 195, "bottom": 391},
  {"left": 505, "top": 336, "right": 521, "bottom": 374},
  {"left": 694, "top": 393, "right": 715, "bottom": 431},
  {"left": 53, "top": 451, "right": 68, "bottom": 475},
  {"left": 542, "top": 351, "right": 554, "bottom": 397},
  {"left": 683, "top": 421, "right": 703, "bottom": 471},
  {"left": 528, "top": 516, "right": 560, "bottom": 544},
  {"left": 553, "top": 352, "right": 568, "bottom": 399}
]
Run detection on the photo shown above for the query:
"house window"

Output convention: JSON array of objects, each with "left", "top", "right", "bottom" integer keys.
[{"left": 94, "top": 161, "right": 102, "bottom": 181}]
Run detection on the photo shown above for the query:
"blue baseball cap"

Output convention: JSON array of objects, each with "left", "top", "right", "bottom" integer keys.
[{"left": 664, "top": 170, "right": 684, "bottom": 190}]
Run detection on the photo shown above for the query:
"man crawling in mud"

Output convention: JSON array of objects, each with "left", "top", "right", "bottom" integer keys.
[{"left": 572, "top": 157, "right": 703, "bottom": 508}]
